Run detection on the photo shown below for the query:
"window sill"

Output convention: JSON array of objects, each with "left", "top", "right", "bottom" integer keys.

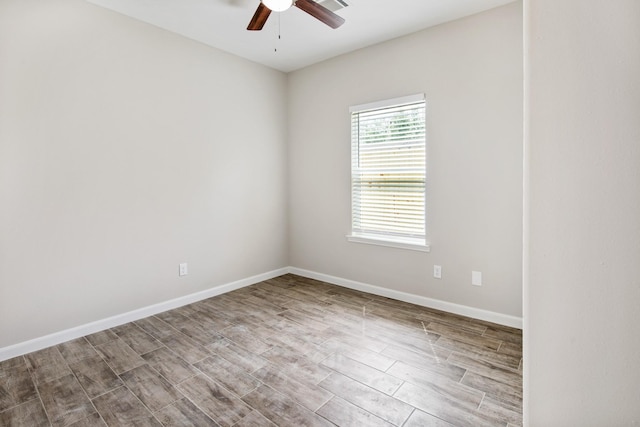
[{"left": 346, "top": 234, "right": 430, "bottom": 252}]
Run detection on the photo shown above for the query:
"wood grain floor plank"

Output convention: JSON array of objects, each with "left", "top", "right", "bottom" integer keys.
[
  {"left": 195, "top": 355, "right": 260, "bottom": 397},
  {"left": 381, "top": 345, "right": 459, "bottom": 380},
  {"left": 57, "top": 338, "right": 98, "bottom": 364},
  {"left": 447, "top": 351, "right": 522, "bottom": 390},
  {"left": 177, "top": 374, "right": 252, "bottom": 427},
  {"left": 478, "top": 395, "right": 523, "bottom": 426},
  {"left": 460, "top": 371, "right": 523, "bottom": 408},
  {"left": 232, "top": 410, "right": 277, "bottom": 427},
  {"left": 498, "top": 341, "right": 524, "bottom": 358},
  {"left": 364, "top": 325, "right": 443, "bottom": 359},
  {"left": 482, "top": 326, "right": 522, "bottom": 345},
  {"left": 278, "top": 308, "right": 331, "bottom": 333},
  {"left": 403, "top": 409, "right": 456, "bottom": 426},
  {"left": 261, "top": 345, "right": 332, "bottom": 385},
  {"left": 92, "top": 386, "right": 161, "bottom": 426},
  {"left": 264, "top": 332, "right": 323, "bottom": 356},
  {"left": 319, "top": 372, "right": 413, "bottom": 426},
  {"left": 156, "top": 311, "right": 224, "bottom": 347},
  {"left": 112, "top": 323, "right": 163, "bottom": 356},
  {"left": 0, "top": 398, "right": 50, "bottom": 427},
  {"left": 67, "top": 354, "right": 122, "bottom": 399},
  {"left": 120, "top": 364, "right": 182, "bottom": 412},
  {"left": 242, "top": 384, "right": 334, "bottom": 427},
  {"left": 24, "top": 347, "right": 71, "bottom": 385},
  {"left": 94, "top": 339, "right": 146, "bottom": 375},
  {"left": 85, "top": 330, "right": 119, "bottom": 347},
  {"left": 416, "top": 311, "right": 490, "bottom": 336},
  {"left": 134, "top": 316, "right": 179, "bottom": 340},
  {"left": 251, "top": 363, "right": 333, "bottom": 412},
  {"left": 387, "top": 361, "right": 483, "bottom": 410},
  {"left": 394, "top": 382, "right": 504, "bottom": 427},
  {"left": 184, "top": 307, "right": 235, "bottom": 333},
  {"left": 141, "top": 347, "right": 198, "bottom": 385},
  {"left": 323, "top": 339, "right": 395, "bottom": 371},
  {"left": 247, "top": 288, "right": 295, "bottom": 308},
  {"left": 265, "top": 317, "right": 332, "bottom": 346},
  {"left": 154, "top": 397, "right": 219, "bottom": 426},
  {"left": 323, "top": 328, "right": 390, "bottom": 353},
  {"left": 0, "top": 356, "right": 26, "bottom": 373},
  {"left": 316, "top": 396, "right": 395, "bottom": 427},
  {"left": 0, "top": 357, "right": 37, "bottom": 412},
  {"left": 243, "top": 294, "right": 289, "bottom": 315},
  {"left": 426, "top": 322, "right": 502, "bottom": 351},
  {"left": 66, "top": 412, "right": 106, "bottom": 427},
  {"left": 320, "top": 353, "right": 403, "bottom": 395},
  {"left": 434, "top": 336, "right": 521, "bottom": 370},
  {"left": 220, "top": 324, "right": 272, "bottom": 355},
  {"left": 3, "top": 274, "right": 521, "bottom": 426},
  {"left": 156, "top": 332, "right": 211, "bottom": 365},
  {"left": 206, "top": 338, "right": 269, "bottom": 374},
  {"left": 38, "top": 373, "right": 96, "bottom": 426}
]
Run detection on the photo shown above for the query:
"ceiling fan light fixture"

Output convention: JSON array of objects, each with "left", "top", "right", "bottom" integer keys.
[{"left": 262, "top": 0, "right": 293, "bottom": 12}]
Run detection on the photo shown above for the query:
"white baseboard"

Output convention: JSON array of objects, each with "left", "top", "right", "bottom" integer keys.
[
  {"left": 0, "top": 268, "right": 288, "bottom": 362},
  {"left": 288, "top": 267, "right": 523, "bottom": 329},
  {"left": 0, "top": 265, "right": 521, "bottom": 362}
]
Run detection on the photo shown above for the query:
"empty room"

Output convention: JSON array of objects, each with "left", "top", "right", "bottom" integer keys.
[{"left": 1, "top": 0, "right": 638, "bottom": 426}]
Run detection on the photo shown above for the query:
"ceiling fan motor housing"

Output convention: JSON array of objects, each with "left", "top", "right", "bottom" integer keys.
[
  {"left": 261, "top": 0, "right": 293, "bottom": 12},
  {"left": 249, "top": 0, "right": 345, "bottom": 31}
]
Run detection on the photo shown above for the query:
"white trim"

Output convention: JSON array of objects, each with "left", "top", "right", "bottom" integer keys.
[
  {"left": 0, "top": 265, "right": 522, "bottom": 361},
  {"left": 0, "top": 268, "right": 288, "bottom": 362},
  {"left": 350, "top": 93, "right": 425, "bottom": 113},
  {"left": 288, "top": 267, "right": 523, "bottom": 329},
  {"left": 346, "top": 234, "right": 430, "bottom": 252}
]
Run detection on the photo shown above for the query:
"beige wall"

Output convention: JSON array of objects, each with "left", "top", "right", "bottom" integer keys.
[
  {"left": 0, "top": 1, "right": 523, "bottom": 352},
  {"left": 288, "top": 3, "right": 523, "bottom": 318},
  {"left": 525, "top": 0, "right": 640, "bottom": 423},
  {"left": 6, "top": 0, "right": 639, "bottom": 420},
  {"left": 0, "top": 0, "right": 288, "bottom": 348}
]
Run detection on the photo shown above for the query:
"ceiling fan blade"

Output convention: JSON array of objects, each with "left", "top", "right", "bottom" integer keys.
[
  {"left": 247, "top": 3, "right": 271, "bottom": 30},
  {"left": 294, "top": 0, "right": 345, "bottom": 29}
]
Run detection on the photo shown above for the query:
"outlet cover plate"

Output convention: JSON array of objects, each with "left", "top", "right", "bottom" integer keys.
[
  {"left": 472, "top": 271, "right": 482, "bottom": 286},
  {"left": 179, "top": 263, "right": 188, "bottom": 277},
  {"left": 433, "top": 265, "right": 442, "bottom": 279}
]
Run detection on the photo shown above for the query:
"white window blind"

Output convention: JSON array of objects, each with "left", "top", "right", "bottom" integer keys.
[{"left": 349, "top": 94, "right": 427, "bottom": 250}]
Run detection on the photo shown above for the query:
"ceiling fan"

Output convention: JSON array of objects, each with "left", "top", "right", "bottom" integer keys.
[{"left": 247, "top": 0, "right": 345, "bottom": 31}]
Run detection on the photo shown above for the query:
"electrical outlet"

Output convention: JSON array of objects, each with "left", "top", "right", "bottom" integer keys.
[
  {"left": 433, "top": 265, "right": 442, "bottom": 279},
  {"left": 472, "top": 271, "right": 482, "bottom": 286},
  {"left": 179, "top": 263, "right": 188, "bottom": 277}
]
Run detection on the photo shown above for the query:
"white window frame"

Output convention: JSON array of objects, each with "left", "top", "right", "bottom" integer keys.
[{"left": 347, "top": 94, "right": 430, "bottom": 252}]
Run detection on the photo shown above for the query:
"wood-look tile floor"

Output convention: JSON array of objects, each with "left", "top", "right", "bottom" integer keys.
[{"left": 0, "top": 274, "right": 523, "bottom": 427}]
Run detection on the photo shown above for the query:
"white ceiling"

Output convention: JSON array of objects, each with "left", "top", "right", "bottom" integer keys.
[{"left": 87, "top": 0, "right": 515, "bottom": 72}]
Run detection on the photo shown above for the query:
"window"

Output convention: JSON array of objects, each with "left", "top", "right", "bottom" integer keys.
[{"left": 347, "top": 94, "right": 429, "bottom": 252}]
